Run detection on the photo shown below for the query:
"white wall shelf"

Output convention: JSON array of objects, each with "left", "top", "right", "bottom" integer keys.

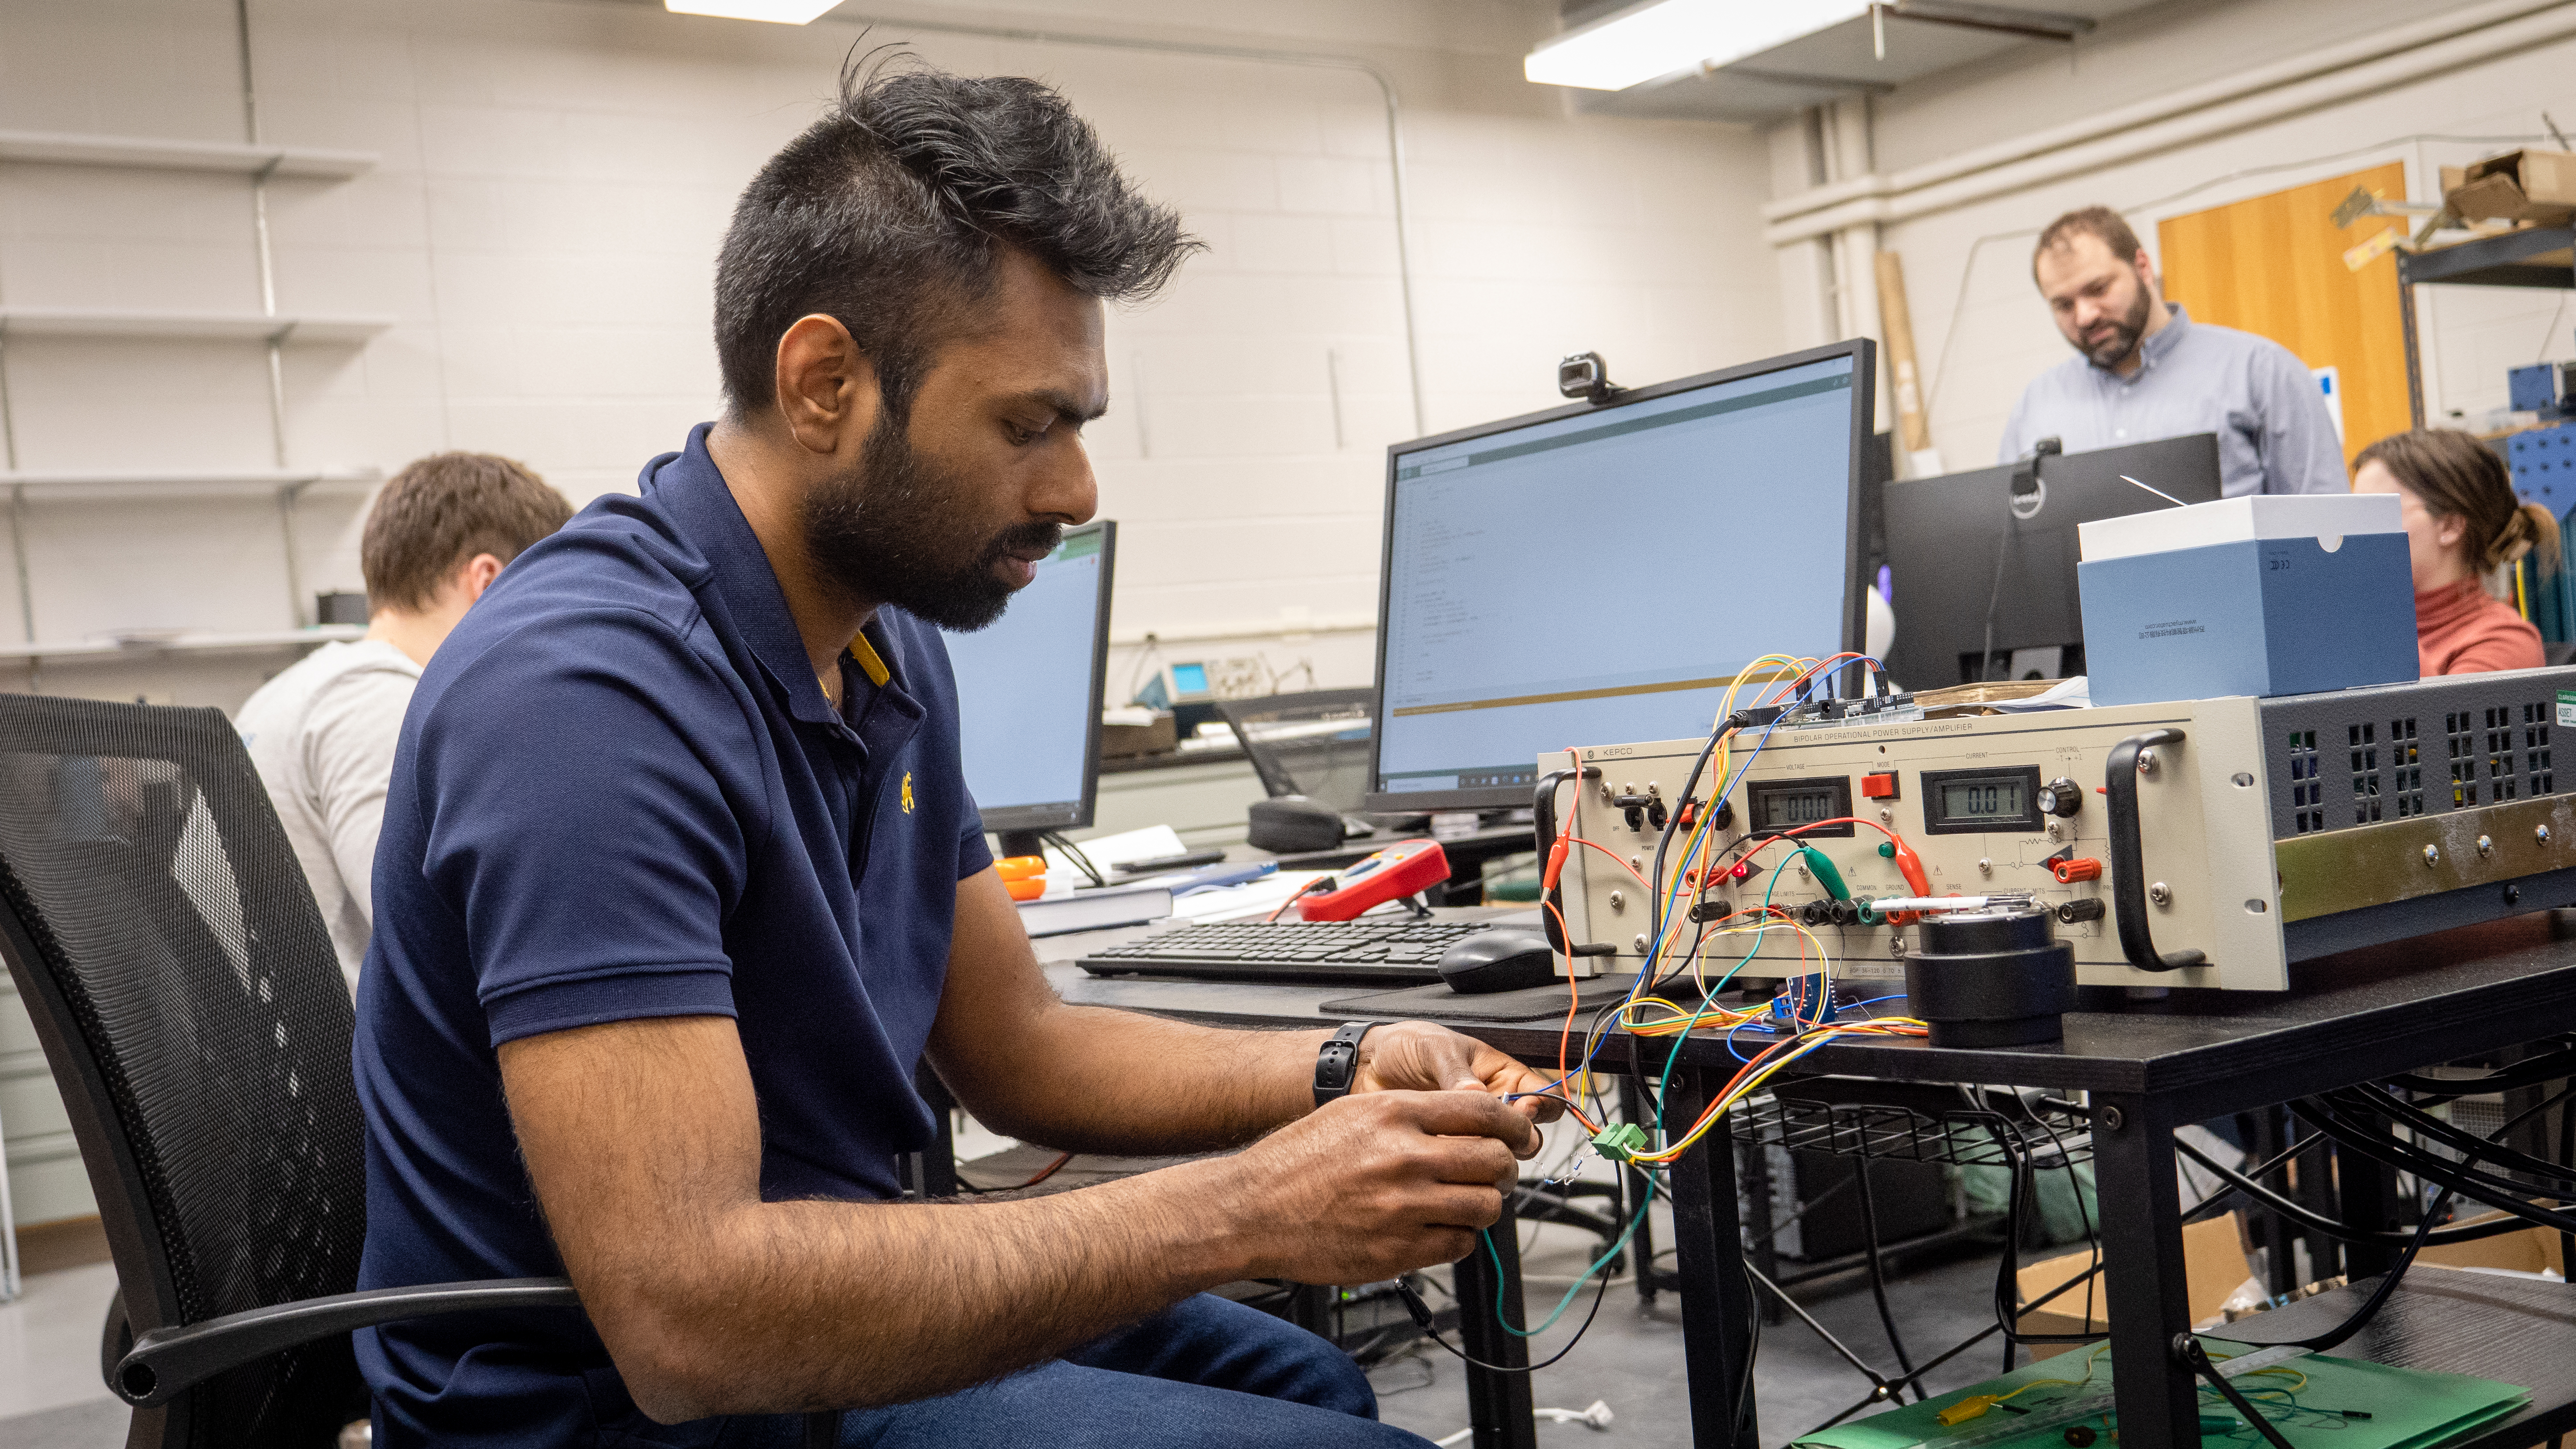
[
  {"left": 0, "top": 467, "right": 380, "bottom": 498},
  {"left": 0, "top": 129, "right": 376, "bottom": 179},
  {"left": 0, "top": 625, "right": 364, "bottom": 664},
  {"left": 0, "top": 308, "right": 392, "bottom": 344}
]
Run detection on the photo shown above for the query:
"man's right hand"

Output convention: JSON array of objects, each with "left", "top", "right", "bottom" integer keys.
[{"left": 1204, "top": 1089, "right": 1534, "bottom": 1284}]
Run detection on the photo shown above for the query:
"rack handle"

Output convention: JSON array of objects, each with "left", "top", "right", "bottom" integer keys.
[{"left": 2105, "top": 727, "right": 2205, "bottom": 973}]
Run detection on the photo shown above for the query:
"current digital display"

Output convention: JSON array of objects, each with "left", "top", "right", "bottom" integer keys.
[
  {"left": 1920, "top": 766, "right": 2044, "bottom": 835},
  {"left": 1939, "top": 779, "right": 2026, "bottom": 820},
  {"left": 1746, "top": 778, "right": 1853, "bottom": 838}
]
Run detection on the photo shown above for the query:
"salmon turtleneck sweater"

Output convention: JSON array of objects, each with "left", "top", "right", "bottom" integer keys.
[{"left": 2416, "top": 577, "right": 2543, "bottom": 675}]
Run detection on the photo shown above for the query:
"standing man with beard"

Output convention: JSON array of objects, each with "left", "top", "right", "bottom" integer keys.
[
  {"left": 352, "top": 60, "right": 1557, "bottom": 1449},
  {"left": 1999, "top": 206, "right": 2348, "bottom": 496}
]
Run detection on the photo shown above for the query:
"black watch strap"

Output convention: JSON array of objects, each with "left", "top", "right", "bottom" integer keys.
[{"left": 1312, "top": 1021, "right": 1382, "bottom": 1108}]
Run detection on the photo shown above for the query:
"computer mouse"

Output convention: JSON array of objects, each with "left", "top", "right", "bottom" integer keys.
[{"left": 1437, "top": 930, "right": 1560, "bottom": 994}]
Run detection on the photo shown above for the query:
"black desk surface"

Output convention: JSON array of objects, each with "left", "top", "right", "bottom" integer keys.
[{"left": 1056, "top": 911, "right": 2576, "bottom": 1107}]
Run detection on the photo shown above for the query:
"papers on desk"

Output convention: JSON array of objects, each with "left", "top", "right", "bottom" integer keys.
[
  {"left": 1040, "top": 824, "right": 1188, "bottom": 887},
  {"left": 1168, "top": 869, "right": 1333, "bottom": 923}
]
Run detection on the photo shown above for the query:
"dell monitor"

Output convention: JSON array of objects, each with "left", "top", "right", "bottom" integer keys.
[
  {"left": 945, "top": 520, "right": 1115, "bottom": 856},
  {"left": 1876, "top": 434, "right": 2223, "bottom": 689},
  {"left": 1366, "top": 341, "right": 1874, "bottom": 815}
]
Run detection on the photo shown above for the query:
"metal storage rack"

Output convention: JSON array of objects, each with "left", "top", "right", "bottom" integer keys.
[
  {"left": 2396, "top": 228, "right": 2576, "bottom": 643},
  {"left": 0, "top": 129, "right": 389, "bottom": 667},
  {"left": 2396, "top": 226, "right": 2576, "bottom": 427},
  {"left": 0, "top": 111, "right": 388, "bottom": 1288}
]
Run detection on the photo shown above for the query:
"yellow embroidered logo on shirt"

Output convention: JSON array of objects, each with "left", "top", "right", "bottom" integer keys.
[{"left": 901, "top": 772, "right": 915, "bottom": 814}]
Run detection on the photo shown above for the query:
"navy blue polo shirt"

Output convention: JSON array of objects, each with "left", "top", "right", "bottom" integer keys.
[{"left": 351, "top": 424, "right": 992, "bottom": 1445}]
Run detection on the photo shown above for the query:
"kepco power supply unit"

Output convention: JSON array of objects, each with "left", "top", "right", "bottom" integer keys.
[{"left": 1542, "top": 668, "right": 2576, "bottom": 991}]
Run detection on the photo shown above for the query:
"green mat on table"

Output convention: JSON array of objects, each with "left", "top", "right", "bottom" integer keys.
[{"left": 1790, "top": 1339, "right": 2527, "bottom": 1449}]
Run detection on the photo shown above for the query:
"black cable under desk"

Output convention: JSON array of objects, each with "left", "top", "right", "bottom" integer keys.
[{"left": 1048, "top": 909, "right": 2576, "bottom": 1449}]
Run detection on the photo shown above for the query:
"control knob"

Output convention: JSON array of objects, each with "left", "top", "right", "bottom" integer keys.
[{"left": 2036, "top": 775, "right": 2084, "bottom": 818}]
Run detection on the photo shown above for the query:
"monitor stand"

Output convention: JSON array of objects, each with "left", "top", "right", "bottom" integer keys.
[{"left": 995, "top": 829, "right": 1045, "bottom": 861}]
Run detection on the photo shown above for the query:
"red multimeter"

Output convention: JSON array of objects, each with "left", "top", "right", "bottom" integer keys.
[{"left": 1297, "top": 840, "right": 1451, "bottom": 922}]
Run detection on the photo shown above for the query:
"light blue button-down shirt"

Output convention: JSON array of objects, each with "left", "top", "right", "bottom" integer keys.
[{"left": 1997, "top": 304, "right": 2349, "bottom": 496}]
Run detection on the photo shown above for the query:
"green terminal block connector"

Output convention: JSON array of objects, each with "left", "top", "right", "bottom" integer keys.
[
  {"left": 1591, "top": 1123, "right": 1651, "bottom": 1162},
  {"left": 1796, "top": 845, "right": 1851, "bottom": 902}
]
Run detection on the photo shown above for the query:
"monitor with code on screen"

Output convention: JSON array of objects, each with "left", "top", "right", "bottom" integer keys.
[{"left": 1366, "top": 343, "right": 1873, "bottom": 814}]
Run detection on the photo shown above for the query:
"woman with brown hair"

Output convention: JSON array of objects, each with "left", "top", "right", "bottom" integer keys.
[{"left": 2352, "top": 428, "right": 2555, "bottom": 675}]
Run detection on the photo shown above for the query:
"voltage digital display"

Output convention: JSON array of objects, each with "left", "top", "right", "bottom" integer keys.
[
  {"left": 1919, "top": 766, "right": 2044, "bottom": 835},
  {"left": 1745, "top": 777, "right": 1854, "bottom": 838}
]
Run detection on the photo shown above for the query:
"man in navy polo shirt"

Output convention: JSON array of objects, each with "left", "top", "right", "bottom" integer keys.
[{"left": 353, "top": 62, "right": 1563, "bottom": 1448}]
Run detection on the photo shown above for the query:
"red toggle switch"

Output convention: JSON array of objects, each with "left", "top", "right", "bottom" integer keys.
[{"left": 1861, "top": 772, "right": 1899, "bottom": 800}]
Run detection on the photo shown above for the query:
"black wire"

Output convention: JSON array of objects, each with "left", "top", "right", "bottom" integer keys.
[
  {"left": 1851, "top": 1156, "right": 1922, "bottom": 1400},
  {"left": 1986, "top": 1113, "right": 2108, "bottom": 1356},
  {"left": 2380, "top": 1040, "right": 2576, "bottom": 1100},
  {"left": 2172, "top": 1134, "right": 2544, "bottom": 1246},
  {"left": 2290, "top": 1095, "right": 2576, "bottom": 1233},
  {"left": 1395, "top": 1258, "right": 1613, "bottom": 1374},
  {"left": 1976, "top": 510, "right": 2015, "bottom": 683},
  {"left": 2558, "top": 1078, "right": 2575, "bottom": 1278},
  {"left": 2324, "top": 1081, "right": 2576, "bottom": 1190},
  {"left": 1043, "top": 831, "right": 1106, "bottom": 888},
  {"left": 1748, "top": 1260, "right": 1909, "bottom": 1392},
  {"left": 2233, "top": 1076, "right": 2574, "bottom": 1358},
  {"left": 2288, "top": 1184, "right": 2456, "bottom": 1355},
  {"left": 2178, "top": 1337, "right": 2300, "bottom": 1449}
]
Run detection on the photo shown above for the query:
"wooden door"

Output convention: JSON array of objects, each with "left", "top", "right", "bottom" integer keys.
[{"left": 2157, "top": 162, "right": 2410, "bottom": 468}]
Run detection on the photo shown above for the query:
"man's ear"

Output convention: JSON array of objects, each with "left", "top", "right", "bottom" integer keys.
[
  {"left": 454, "top": 552, "right": 505, "bottom": 608},
  {"left": 773, "top": 314, "right": 882, "bottom": 459}
]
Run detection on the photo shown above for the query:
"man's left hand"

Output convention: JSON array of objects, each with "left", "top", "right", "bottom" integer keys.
[{"left": 1348, "top": 1021, "right": 1566, "bottom": 1154}]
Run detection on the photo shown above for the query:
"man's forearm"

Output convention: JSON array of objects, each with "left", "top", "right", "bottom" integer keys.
[
  {"left": 933, "top": 1001, "right": 1326, "bottom": 1156},
  {"left": 619, "top": 1162, "right": 1253, "bottom": 1419}
]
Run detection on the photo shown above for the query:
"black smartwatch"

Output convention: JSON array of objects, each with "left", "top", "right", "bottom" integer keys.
[{"left": 1312, "top": 1021, "right": 1383, "bottom": 1108}]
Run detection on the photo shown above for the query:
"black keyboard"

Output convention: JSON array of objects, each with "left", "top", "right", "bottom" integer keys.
[{"left": 1077, "top": 919, "right": 1496, "bottom": 982}]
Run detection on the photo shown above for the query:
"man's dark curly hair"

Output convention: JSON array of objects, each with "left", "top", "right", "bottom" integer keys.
[{"left": 714, "top": 56, "right": 1199, "bottom": 421}]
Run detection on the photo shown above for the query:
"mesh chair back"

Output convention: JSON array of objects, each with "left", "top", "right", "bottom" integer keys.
[
  {"left": 0, "top": 696, "right": 364, "bottom": 1449},
  {"left": 1214, "top": 688, "right": 1376, "bottom": 814}
]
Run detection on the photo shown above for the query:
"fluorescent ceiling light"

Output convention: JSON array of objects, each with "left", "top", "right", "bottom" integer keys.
[
  {"left": 664, "top": 0, "right": 840, "bottom": 22},
  {"left": 1525, "top": 0, "right": 1872, "bottom": 91}
]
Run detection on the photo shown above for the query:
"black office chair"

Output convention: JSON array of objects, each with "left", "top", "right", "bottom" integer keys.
[{"left": 0, "top": 696, "right": 838, "bottom": 1449}]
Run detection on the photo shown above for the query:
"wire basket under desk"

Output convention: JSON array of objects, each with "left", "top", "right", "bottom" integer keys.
[{"left": 1735, "top": 1092, "right": 2095, "bottom": 1171}]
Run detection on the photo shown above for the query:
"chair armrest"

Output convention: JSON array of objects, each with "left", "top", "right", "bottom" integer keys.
[{"left": 112, "top": 1277, "right": 581, "bottom": 1407}]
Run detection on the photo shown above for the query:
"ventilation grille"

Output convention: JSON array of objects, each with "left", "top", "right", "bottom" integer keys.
[{"left": 2263, "top": 677, "right": 2572, "bottom": 840}]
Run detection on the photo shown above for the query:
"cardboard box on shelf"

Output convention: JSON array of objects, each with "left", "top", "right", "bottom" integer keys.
[
  {"left": 2446, "top": 149, "right": 2576, "bottom": 227},
  {"left": 2415, "top": 1207, "right": 2566, "bottom": 1277},
  {"left": 2015, "top": 1214, "right": 2251, "bottom": 1360}
]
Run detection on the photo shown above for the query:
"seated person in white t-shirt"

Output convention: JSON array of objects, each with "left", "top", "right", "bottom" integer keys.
[{"left": 237, "top": 452, "right": 572, "bottom": 993}]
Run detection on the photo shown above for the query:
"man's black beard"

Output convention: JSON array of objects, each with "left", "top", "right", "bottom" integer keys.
[
  {"left": 801, "top": 411, "right": 1063, "bottom": 633},
  {"left": 2080, "top": 283, "right": 2154, "bottom": 369}
]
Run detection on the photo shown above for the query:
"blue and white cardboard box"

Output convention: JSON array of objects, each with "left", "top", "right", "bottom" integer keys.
[{"left": 2076, "top": 494, "right": 2418, "bottom": 707}]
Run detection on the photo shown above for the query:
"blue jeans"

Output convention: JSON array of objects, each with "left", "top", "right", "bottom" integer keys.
[{"left": 706, "top": 1293, "right": 1432, "bottom": 1448}]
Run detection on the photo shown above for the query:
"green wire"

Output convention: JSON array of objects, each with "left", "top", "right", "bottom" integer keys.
[{"left": 1482, "top": 1174, "right": 1658, "bottom": 1337}]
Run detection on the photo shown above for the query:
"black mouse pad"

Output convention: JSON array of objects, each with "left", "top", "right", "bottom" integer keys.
[{"left": 1320, "top": 973, "right": 1644, "bottom": 1022}]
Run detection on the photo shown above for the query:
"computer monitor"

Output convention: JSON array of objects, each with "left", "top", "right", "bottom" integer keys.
[
  {"left": 1876, "top": 434, "right": 2224, "bottom": 689},
  {"left": 945, "top": 520, "right": 1115, "bottom": 852},
  {"left": 1366, "top": 341, "right": 1874, "bottom": 815}
]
